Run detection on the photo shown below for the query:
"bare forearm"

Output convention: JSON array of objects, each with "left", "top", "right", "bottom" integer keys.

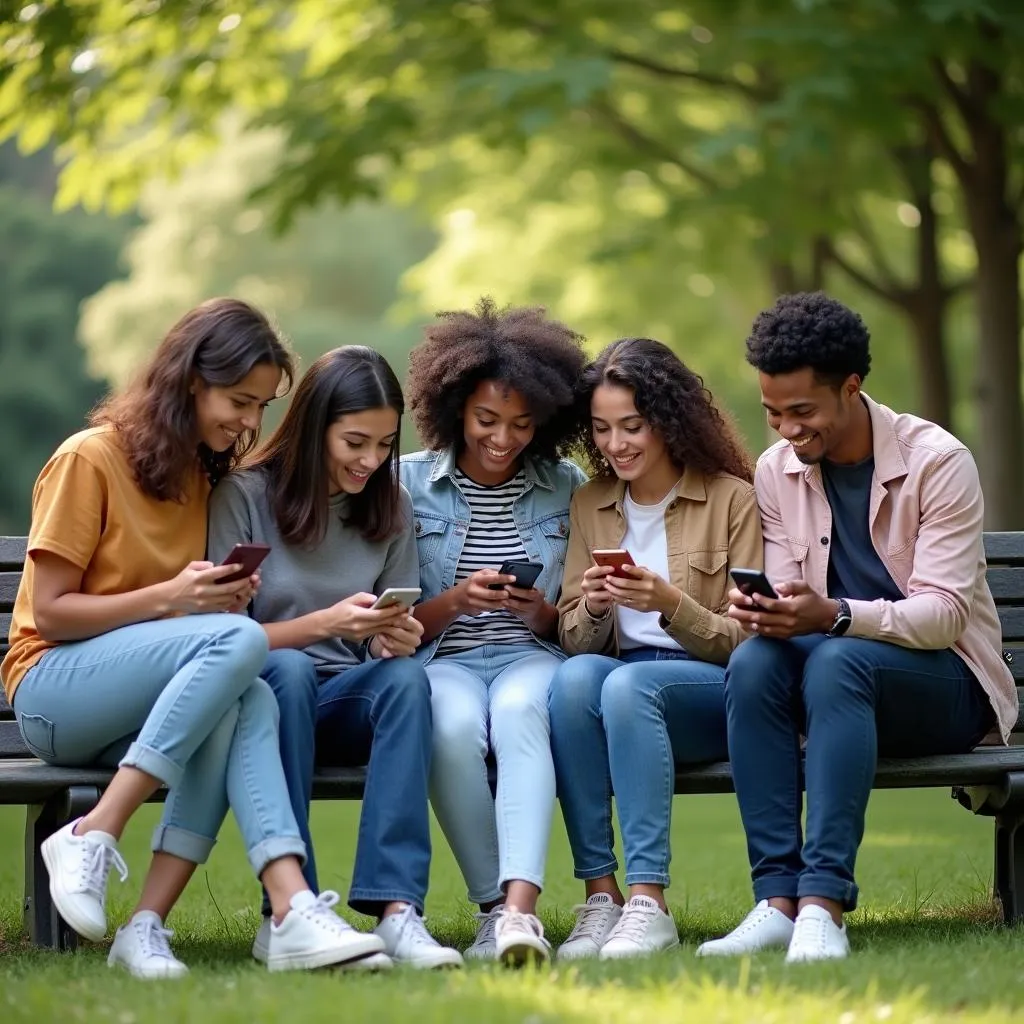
[
  {"left": 36, "top": 583, "right": 174, "bottom": 642},
  {"left": 413, "top": 590, "right": 464, "bottom": 644},
  {"left": 530, "top": 601, "right": 559, "bottom": 640},
  {"left": 263, "top": 611, "right": 332, "bottom": 651}
]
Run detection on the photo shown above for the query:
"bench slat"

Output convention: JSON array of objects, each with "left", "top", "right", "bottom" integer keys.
[
  {"left": 1000, "top": 607, "right": 1024, "bottom": 641},
  {"left": 988, "top": 568, "right": 1024, "bottom": 603},
  {"left": 985, "top": 533, "right": 1024, "bottom": 566},
  {"left": 0, "top": 537, "right": 26, "bottom": 570},
  {"left": 0, "top": 571, "right": 21, "bottom": 607}
]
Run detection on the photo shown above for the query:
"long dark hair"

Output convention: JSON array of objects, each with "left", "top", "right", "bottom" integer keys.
[
  {"left": 250, "top": 346, "right": 405, "bottom": 546},
  {"left": 578, "top": 337, "right": 753, "bottom": 482},
  {"left": 90, "top": 298, "right": 294, "bottom": 500}
]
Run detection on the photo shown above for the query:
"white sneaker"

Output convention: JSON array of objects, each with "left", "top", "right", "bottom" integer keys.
[
  {"left": 464, "top": 904, "right": 503, "bottom": 961},
  {"left": 107, "top": 911, "right": 189, "bottom": 979},
  {"left": 598, "top": 895, "right": 679, "bottom": 960},
  {"left": 252, "top": 915, "right": 393, "bottom": 971},
  {"left": 696, "top": 900, "right": 795, "bottom": 957},
  {"left": 556, "top": 893, "right": 623, "bottom": 961},
  {"left": 41, "top": 819, "right": 128, "bottom": 942},
  {"left": 265, "top": 890, "right": 387, "bottom": 972},
  {"left": 494, "top": 908, "right": 551, "bottom": 966},
  {"left": 374, "top": 904, "right": 464, "bottom": 969},
  {"left": 785, "top": 904, "right": 850, "bottom": 963}
]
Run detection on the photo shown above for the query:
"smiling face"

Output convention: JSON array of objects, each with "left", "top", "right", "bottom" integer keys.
[
  {"left": 192, "top": 362, "right": 283, "bottom": 452},
  {"left": 591, "top": 383, "right": 675, "bottom": 493},
  {"left": 324, "top": 406, "right": 400, "bottom": 495},
  {"left": 759, "top": 368, "right": 863, "bottom": 465},
  {"left": 458, "top": 379, "right": 535, "bottom": 484}
]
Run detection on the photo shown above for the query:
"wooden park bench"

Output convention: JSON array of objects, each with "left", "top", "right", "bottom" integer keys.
[{"left": 1, "top": 533, "right": 1022, "bottom": 950}]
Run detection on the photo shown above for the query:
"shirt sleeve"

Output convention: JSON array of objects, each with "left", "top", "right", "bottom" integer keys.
[
  {"left": 373, "top": 488, "right": 421, "bottom": 593},
  {"left": 755, "top": 458, "right": 805, "bottom": 586},
  {"left": 27, "top": 451, "right": 106, "bottom": 570},
  {"left": 206, "top": 475, "right": 255, "bottom": 564}
]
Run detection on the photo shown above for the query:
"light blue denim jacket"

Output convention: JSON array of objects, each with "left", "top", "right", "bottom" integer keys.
[{"left": 399, "top": 447, "right": 589, "bottom": 663}]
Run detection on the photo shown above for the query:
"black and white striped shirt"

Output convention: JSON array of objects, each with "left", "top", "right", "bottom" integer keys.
[{"left": 436, "top": 468, "right": 540, "bottom": 654}]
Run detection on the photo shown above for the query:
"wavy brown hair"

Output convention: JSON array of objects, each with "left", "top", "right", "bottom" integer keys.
[
  {"left": 578, "top": 337, "right": 754, "bottom": 482},
  {"left": 249, "top": 346, "right": 406, "bottom": 547},
  {"left": 90, "top": 298, "right": 294, "bottom": 500},
  {"left": 406, "top": 297, "right": 587, "bottom": 462}
]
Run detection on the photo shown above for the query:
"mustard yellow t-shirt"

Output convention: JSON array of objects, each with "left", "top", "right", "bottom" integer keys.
[{"left": 1, "top": 426, "right": 211, "bottom": 701}]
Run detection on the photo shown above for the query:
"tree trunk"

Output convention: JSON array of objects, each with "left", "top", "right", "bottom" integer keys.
[{"left": 903, "top": 297, "right": 953, "bottom": 430}]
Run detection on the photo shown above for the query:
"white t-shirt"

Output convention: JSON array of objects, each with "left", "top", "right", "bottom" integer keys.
[{"left": 615, "top": 486, "right": 683, "bottom": 652}]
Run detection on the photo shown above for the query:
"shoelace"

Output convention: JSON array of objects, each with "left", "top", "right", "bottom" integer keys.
[
  {"left": 500, "top": 909, "right": 549, "bottom": 947},
  {"left": 791, "top": 914, "right": 829, "bottom": 953},
  {"left": 302, "top": 890, "right": 352, "bottom": 933},
  {"left": 79, "top": 841, "right": 128, "bottom": 900},
  {"left": 389, "top": 904, "right": 437, "bottom": 948},
  {"left": 471, "top": 908, "right": 502, "bottom": 948},
  {"left": 607, "top": 902, "right": 658, "bottom": 945},
  {"left": 136, "top": 917, "right": 177, "bottom": 961},
  {"left": 729, "top": 906, "right": 775, "bottom": 939},
  {"left": 566, "top": 902, "right": 617, "bottom": 944}
]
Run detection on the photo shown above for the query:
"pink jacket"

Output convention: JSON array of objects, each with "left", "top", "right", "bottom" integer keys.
[{"left": 755, "top": 394, "right": 1017, "bottom": 743}]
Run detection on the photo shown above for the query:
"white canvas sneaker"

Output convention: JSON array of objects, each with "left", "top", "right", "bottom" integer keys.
[
  {"left": 556, "top": 893, "right": 623, "bottom": 961},
  {"left": 785, "top": 904, "right": 850, "bottom": 963},
  {"left": 598, "top": 895, "right": 679, "bottom": 960},
  {"left": 252, "top": 915, "right": 393, "bottom": 971},
  {"left": 41, "top": 819, "right": 128, "bottom": 942},
  {"left": 494, "top": 908, "right": 551, "bottom": 966},
  {"left": 696, "top": 900, "right": 795, "bottom": 957},
  {"left": 464, "top": 904, "right": 503, "bottom": 962},
  {"left": 265, "top": 890, "right": 386, "bottom": 972},
  {"left": 107, "top": 911, "right": 189, "bottom": 979},
  {"left": 374, "top": 904, "right": 464, "bottom": 969}
]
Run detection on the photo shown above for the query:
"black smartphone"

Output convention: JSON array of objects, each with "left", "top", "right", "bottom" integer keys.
[
  {"left": 216, "top": 543, "right": 271, "bottom": 585},
  {"left": 488, "top": 559, "right": 544, "bottom": 590},
  {"left": 730, "top": 567, "right": 779, "bottom": 600}
]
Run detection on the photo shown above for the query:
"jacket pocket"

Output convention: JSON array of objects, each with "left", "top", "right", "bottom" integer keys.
[
  {"left": 786, "top": 536, "right": 810, "bottom": 565},
  {"left": 412, "top": 516, "right": 448, "bottom": 567},
  {"left": 539, "top": 515, "right": 570, "bottom": 568},
  {"left": 686, "top": 550, "right": 730, "bottom": 610},
  {"left": 18, "top": 712, "right": 56, "bottom": 760}
]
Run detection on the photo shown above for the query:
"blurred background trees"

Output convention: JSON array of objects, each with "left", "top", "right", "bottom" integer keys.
[{"left": 0, "top": 0, "right": 1020, "bottom": 526}]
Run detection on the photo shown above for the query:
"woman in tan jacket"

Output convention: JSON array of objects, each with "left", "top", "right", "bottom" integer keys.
[{"left": 548, "top": 337, "right": 763, "bottom": 961}]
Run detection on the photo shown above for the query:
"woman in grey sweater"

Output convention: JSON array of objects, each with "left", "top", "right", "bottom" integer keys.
[{"left": 208, "top": 346, "right": 461, "bottom": 971}]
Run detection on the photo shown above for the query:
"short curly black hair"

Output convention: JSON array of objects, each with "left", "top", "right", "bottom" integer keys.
[
  {"left": 746, "top": 292, "right": 871, "bottom": 386},
  {"left": 406, "top": 297, "right": 587, "bottom": 462},
  {"left": 578, "top": 337, "right": 754, "bottom": 483}
]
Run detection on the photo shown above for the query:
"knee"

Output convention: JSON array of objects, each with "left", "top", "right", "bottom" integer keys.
[
  {"left": 724, "top": 636, "right": 787, "bottom": 707},
  {"left": 431, "top": 692, "right": 486, "bottom": 760},
  {"left": 261, "top": 649, "right": 318, "bottom": 714},
  {"left": 548, "top": 655, "right": 607, "bottom": 721},
  {"left": 599, "top": 663, "right": 651, "bottom": 722},
  {"left": 802, "top": 640, "right": 873, "bottom": 707},
  {"left": 216, "top": 616, "right": 269, "bottom": 676},
  {"left": 374, "top": 658, "right": 431, "bottom": 709},
  {"left": 490, "top": 680, "right": 550, "bottom": 741},
  {"left": 240, "top": 676, "right": 281, "bottom": 729}
]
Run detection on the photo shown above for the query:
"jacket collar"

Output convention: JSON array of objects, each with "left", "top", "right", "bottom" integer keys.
[
  {"left": 427, "top": 446, "right": 554, "bottom": 490},
  {"left": 595, "top": 463, "right": 707, "bottom": 510}
]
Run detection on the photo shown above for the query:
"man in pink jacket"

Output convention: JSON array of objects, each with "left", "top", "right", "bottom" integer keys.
[{"left": 697, "top": 292, "right": 1016, "bottom": 963}]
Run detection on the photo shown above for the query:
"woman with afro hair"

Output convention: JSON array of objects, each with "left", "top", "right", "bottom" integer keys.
[
  {"left": 400, "top": 298, "right": 588, "bottom": 965},
  {"left": 547, "top": 337, "right": 764, "bottom": 961}
]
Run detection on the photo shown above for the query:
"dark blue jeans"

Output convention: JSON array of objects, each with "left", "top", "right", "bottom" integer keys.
[
  {"left": 260, "top": 649, "right": 433, "bottom": 917},
  {"left": 724, "top": 634, "right": 994, "bottom": 910},
  {"left": 549, "top": 647, "right": 728, "bottom": 888}
]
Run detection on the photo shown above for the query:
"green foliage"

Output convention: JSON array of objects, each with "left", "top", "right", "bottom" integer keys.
[{"left": 0, "top": 179, "right": 124, "bottom": 532}]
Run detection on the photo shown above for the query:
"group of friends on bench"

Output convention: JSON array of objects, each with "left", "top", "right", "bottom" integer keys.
[{"left": 1, "top": 291, "right": 1013, "bottom": 979}]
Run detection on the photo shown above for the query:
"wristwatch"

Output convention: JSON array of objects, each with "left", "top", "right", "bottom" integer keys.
[{"left": 827, "top": 598, "right": 853, "bottom": 637}]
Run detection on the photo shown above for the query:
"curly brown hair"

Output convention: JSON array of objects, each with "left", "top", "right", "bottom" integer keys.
[
  {"left": 406, "top": 297, "right": 587, "bottom": 462},
  {"left": 578, "top": 337, "right": 753, "bottom": 483},
  {"left": 90, "top": 298, "right": 294, "bottom": 501}
]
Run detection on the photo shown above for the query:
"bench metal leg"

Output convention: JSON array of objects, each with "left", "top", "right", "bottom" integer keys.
[
  {"left": 24, "top": 786, "right": 102, "bottom": 950},
  {"left": 995, "top": 809, "right": 1024, "bottom": 925}
]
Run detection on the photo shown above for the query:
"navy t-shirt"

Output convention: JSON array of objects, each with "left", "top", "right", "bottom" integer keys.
[{"left": 821, "top": 457, "right": 903, "bottom": 602}]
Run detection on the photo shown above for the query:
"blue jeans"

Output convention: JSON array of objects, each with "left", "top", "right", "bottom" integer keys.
[
  {"left": 13, "top": 615, "right": 305, "bottom": 876},
  {"left": 425, "top": 643, "right": 562, "bottom": 904},
  {"left": 548, "top": 648, "right": 728, "bottom": 888},
  {"left": 725, "top": 634, "right": 996, "bottom": 910},
  {"left": 260, "top": 649, "right": 433, "bottom": 916}
]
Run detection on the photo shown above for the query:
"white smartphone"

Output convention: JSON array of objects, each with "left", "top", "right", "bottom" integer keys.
[{"left": 371, "top": 586, "right": 422, "bottom": 610}]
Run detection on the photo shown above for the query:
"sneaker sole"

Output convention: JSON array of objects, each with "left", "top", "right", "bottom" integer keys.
[
  {"left": 392, "top": 952, "right": 464, "bottom": 971},
  {"left": 266, "top": 934, "right": 386, "bottom": 972},
  {"left": 107, "top": 954, "right": 188, "bottom": 980},
  {"left": 41, "top": 834, "right": 106, "bottom": 943},
  {"left": 599, "top": 938, "right": 680, "bottom": 961},
  {"left": 498, "top": 940, "right": 550, "bottom": 968}
]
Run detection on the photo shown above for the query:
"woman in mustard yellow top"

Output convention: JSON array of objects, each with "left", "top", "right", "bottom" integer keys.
[{"left": 3, "top": 299, "right": 385, "bottom": 977}]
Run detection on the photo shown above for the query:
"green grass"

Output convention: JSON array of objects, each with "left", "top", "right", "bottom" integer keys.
[{"left": 2, "top": 790, "right": 1024, "bottom": 1022}]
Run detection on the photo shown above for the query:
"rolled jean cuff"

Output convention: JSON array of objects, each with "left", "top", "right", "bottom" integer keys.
[
  {"left": 624, "top": 870, "right": 670, "bottom": 888},
  {"left": 499, "top": 867, "right": 545, "bottom": 893},
  {"left": 349, "top": 888, "right": 425, "bottom": 916},
  {"left": 248, "top": 835, "right": 307, "bottom": 878},
  {"left": 752, "top": 876, "right": 800, "bottom": 903},
  {"left": 797, "top": 873, "right": 859, "bottom": 911},
  {"left": 573, "top": 858, "right": 619, "bottom": 882},
  {"left": 468, "top": 884, "right": 505, "bottom": 906},
  {"left": 120, "top": 741, "right": 184, "bottom": 790},
  {"left": 151, "top": 824, "right": 216, "bottom": 865}
]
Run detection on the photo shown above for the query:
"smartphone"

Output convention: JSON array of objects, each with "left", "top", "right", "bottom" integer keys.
[
  {"left": 592, "top": 548, "right": 636, "bottom": 579},
  {"left": 487, "top": 560, "right": 544, "bottom": 590},
  {"left": 730, "top": 567, "right": 779, "bottom": 600},
  {"left": 216, "top": 543, "right": 271, "bottom": 585},
  {"left": 371, "top": 587, "right": 422, "bottom": 610}
]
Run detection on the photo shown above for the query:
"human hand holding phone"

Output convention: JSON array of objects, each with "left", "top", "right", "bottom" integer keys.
[
  {"left": 454, "top": 569, "right": 516, "bottom": 615},
  {"left": 369, "top": 613, "right": 424, "bottom": 659},
  {"left": 319, "top": 593, "right": 408, "bottom": 642},
  {"left": 164, "top": 561, "right": 252, "bottom": 615}
]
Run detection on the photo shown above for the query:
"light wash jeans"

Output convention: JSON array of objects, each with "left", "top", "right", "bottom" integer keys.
[
  {"left": 425, "top": 642, "right": 562, "bottom": 904},
  {"left": 548, "top": 648, "right": 728, "bottom": 888},
  {"left": 13, "top": 614, "right": 306, "bottom": 876}
]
